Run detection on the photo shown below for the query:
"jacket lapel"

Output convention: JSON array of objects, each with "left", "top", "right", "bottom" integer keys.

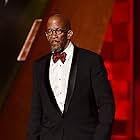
[{"left": 63, "top": 46, "right": 78, "bottom": 115}]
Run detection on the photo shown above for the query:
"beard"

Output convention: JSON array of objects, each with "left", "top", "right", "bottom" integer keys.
[
  {"left": 51, "top": 44, "right": 64, "bottom": 53},
  {"left": 50, "top": 40, "right": 66, "bottom": 53}
]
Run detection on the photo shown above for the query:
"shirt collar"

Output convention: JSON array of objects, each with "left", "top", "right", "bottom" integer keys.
[{"left": 63, "top": 41, "right": 74, "bottom": 55}]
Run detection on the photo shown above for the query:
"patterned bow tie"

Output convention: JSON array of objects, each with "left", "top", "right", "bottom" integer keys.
[{"left": 52, "top": 52, "right": 67, "bottom": 63}]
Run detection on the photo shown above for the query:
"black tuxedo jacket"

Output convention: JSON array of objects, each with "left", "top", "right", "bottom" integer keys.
[{"left": 28, "top": 46, "right": 115, "bottom": 140}]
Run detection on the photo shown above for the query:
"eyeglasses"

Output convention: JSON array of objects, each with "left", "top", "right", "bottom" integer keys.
[{"left": 45, "top": 28, "right": 68, "bottom": 36}]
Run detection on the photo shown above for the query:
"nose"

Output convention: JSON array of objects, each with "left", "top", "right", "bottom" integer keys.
[{"left": 51, "top": 32, "right": 58, "bottom": 38}]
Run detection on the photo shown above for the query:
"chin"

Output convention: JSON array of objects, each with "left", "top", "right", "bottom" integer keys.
[{"left": 52, "top": 46, "right": 64, "bottom": 53}]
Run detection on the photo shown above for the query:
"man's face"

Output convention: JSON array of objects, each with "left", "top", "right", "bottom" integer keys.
[{"left": 46, "top": 18, "right": 69, "bottom": 53}]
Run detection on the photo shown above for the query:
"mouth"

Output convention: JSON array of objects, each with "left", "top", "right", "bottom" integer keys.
[{"left": 51, "top": 40, "right": 60, "bottom": 44}]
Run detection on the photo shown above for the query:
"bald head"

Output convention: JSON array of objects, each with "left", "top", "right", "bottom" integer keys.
[{"left": 47, "top": 14, "right": 71, "bottom": 31}]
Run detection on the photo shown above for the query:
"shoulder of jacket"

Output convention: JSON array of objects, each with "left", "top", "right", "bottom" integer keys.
[
  {"left": 76, "top": 46, "right": 101, "bottom": 59},
  {"left": 33, "top": 53, "right": 50, "bottom": 65}
]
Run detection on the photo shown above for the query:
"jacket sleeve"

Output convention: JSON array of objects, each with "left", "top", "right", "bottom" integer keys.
[
  {"left": 91, "top": 55, "right": 115, "bottom": 140},
  {"left": 27, "top": 63, "right": 42, "bottom": 140}
]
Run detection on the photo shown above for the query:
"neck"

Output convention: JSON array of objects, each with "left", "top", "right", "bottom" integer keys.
[{"left": 64, "top": 40, "right": 70, "bottom": 50}]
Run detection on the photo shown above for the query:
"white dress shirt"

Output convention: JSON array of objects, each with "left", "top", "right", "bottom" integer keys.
[{"left": 49, "top": 42, "right": 74, "bottom": 112}]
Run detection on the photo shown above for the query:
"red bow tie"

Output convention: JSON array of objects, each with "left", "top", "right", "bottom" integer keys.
[{"left": 52, "top": 52, "right": 67, "bottom": 63}]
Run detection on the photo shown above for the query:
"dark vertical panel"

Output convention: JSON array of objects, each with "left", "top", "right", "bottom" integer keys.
[
  {"left": 0, "top": 0, "right": 48, "bottom": 109},
  {"left": 134, "top": 0, "right": 140, "bottom": 139}
]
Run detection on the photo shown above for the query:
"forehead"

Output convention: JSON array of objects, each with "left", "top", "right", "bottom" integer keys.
[{"left": 46, "top": 17, "right": 65, "bottom": 29}]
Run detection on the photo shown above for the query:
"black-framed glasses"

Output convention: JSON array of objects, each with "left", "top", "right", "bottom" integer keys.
[{"left": 45, "top": 28, "right": 68, "bottom": 36}]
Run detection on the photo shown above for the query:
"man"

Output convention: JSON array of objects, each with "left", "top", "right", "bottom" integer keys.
[{"left": 28, "top": 14, "right": 115, "bottom": 140}]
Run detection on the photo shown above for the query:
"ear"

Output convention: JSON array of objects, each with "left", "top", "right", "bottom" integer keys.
[
  {"left": 45, "top": 32, "right": 49, "bottom": 40},
  {"left": 67, "top": 30, "right": 73, "bottom": 39}
]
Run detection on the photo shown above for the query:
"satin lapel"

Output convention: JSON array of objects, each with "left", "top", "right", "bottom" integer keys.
[
  {"left": 63, "top": 46, "right": 79, "bottom": 115},
  {"left": 44, "top": 53, "right": 62, "bottom": 116}
]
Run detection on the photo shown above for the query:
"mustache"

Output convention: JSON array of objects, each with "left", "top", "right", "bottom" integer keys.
[{"left": 50, "top": 40, "right": 60, "bottom": 43}]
